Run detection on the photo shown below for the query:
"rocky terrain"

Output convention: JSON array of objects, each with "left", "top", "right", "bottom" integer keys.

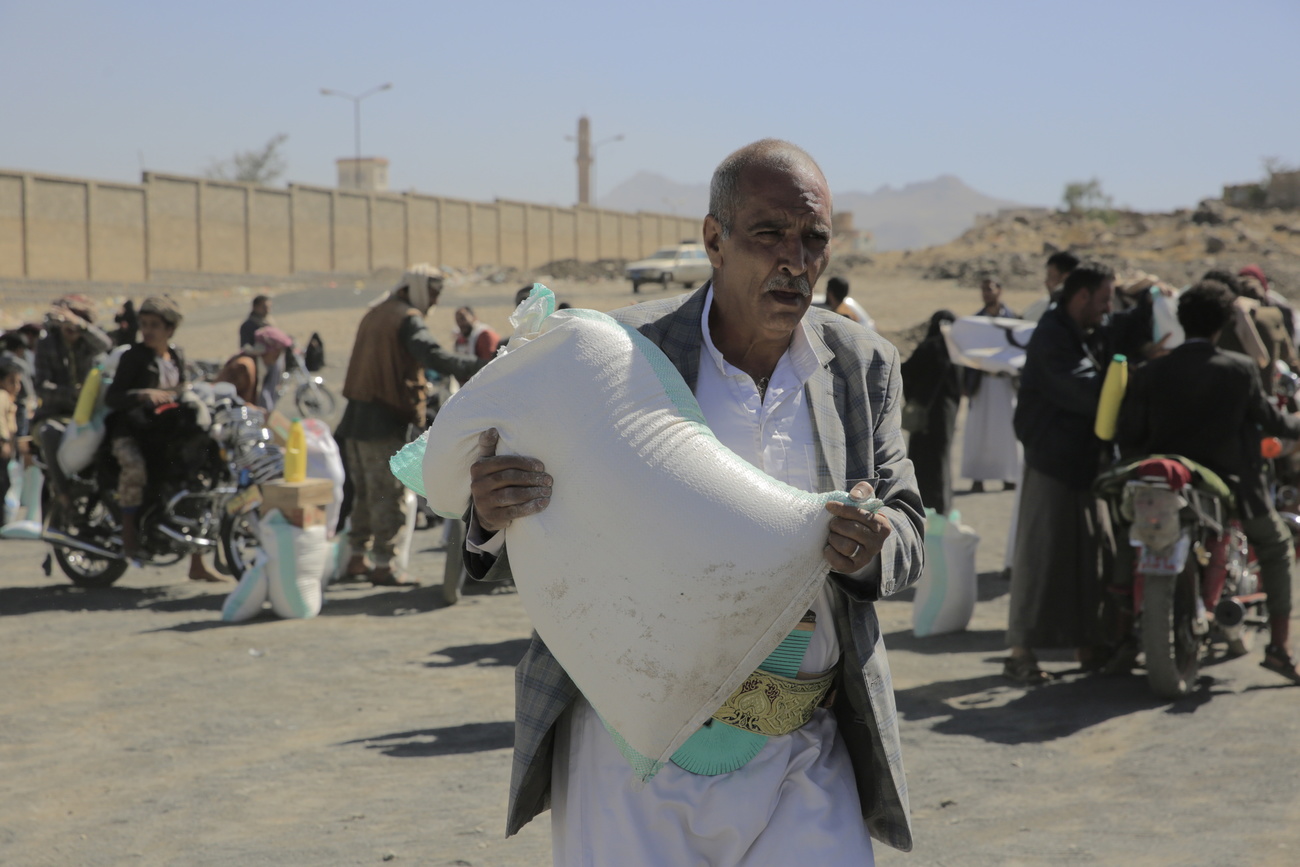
[{"left": 877, "top": 199, "right": 1300, "bottom": 298}]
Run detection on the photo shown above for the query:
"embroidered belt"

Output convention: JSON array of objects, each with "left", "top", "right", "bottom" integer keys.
[{"left": 710, "top": 666, "right": 836, "bottom": 737}]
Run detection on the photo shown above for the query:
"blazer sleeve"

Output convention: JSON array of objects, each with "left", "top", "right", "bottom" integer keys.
[{"left": 830, "top": 340, "right": 927, "bottom": 604}]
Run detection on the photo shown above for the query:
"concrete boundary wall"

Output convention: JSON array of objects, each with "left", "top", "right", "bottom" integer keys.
[{"left": 0, "top": 168, "right": 700, "bottom": 284}]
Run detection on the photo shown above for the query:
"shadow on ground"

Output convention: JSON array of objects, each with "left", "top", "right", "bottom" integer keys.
[
  {"left": 0, "top": 583, "right": 221, "bottom": 616},
  {"left": 341, "top": 721, "right": 516, "bottom": 758},
  {"left": 895, "top": 668, "right": 1235, "bottom": 744},
  {"left": 425, "top": 638, "right": 530, "bottom": 669}
]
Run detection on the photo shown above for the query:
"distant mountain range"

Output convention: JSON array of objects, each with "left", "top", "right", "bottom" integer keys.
[{"left": 599, "top": 171, "right": 1030, "bottom": 251}]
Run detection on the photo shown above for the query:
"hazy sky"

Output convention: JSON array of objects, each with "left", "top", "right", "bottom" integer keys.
[{"left": 3, "top": 0, "right": 1297, "bottom": 213}]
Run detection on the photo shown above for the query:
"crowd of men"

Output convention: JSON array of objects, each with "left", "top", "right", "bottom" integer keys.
[
  {"left": 1006, "top": 253, "right": 1300, "bottom": 685},
  {"left": 4, "top": 137, "right": 1299, "bottom": 866}
]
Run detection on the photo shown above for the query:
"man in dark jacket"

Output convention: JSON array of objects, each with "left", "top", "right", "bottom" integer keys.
[
  {"left": 336, "top": 265, "right": 484, "bottom": 586},
  {"left": 34, "top": 295, "right": 113, "bottom": 508},
  {"left": 1116, "top": 280, "right": 1300, "bottom": 681},
  {"left": 1006, "top": 262, "right": 1115, "bottom": 682}
]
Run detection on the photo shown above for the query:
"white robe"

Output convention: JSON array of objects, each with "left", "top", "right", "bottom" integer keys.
[{"left": 960, "top": 374, "right": 1020, "bottom": 482}]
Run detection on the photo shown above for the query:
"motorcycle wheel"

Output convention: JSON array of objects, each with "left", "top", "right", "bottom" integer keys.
[
  {"left": 52, "top": 493, "right": 129, "bottom": 588},
  {"left": 54, "top": 545, "right": 128, "bottom": 587},
  {"left": 294, "top": 379, "right": 336, "bottom": 420},
  {"left": 1142, "top": 562, "right": 1201, "bottom": 699},
  {"left": 220, "top": 510, "right": 262, "bottom": 580}
]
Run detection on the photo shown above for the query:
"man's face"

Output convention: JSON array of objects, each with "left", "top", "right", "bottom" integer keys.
[
  {"left": 427, "top": 278, "right": 444, "bottom": 308},
  {"left": 254, "top": 300, "right": 270, "bottom": 318},
  {"left": 59, "top": 321, "right": 81, "bottom": 345},
  {"left": 0, "top": 372, "right": 19, "bottom": 398},
  {"left": 139, "top": 313, "right": 174, "bottom": 349},
  {"left": 1045, "top": 264, "right": 1065, "bottom": 291},
  {"left": 704, "top": 162, "right": 832, "bottom": 345},
  {"left": 1239, "top": 275, "right": 1266, "bottom": 300},
  {"left": 980, "top": 280, "right": 1001, "bottom": 307},
  {"left": 1080, "top": 279, "right": 1114, "bottom": 328},
  {"left": 455, "top": 310, "right": 472, "bottom": 335}
]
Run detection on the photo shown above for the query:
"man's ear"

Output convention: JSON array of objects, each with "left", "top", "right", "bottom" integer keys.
[{"left": 703, "top": 215, "right": 724, "bottom": 269}]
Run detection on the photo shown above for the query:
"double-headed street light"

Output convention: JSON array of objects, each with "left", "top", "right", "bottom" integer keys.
[{"left": 320, "top": 82, "right": 393, "bottom": 166}]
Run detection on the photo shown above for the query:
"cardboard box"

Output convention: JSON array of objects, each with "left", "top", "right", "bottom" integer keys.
[
  {"left": 265, "top": 505, "right": 327, "bottom": 528},
  {"left": 260, "top": 478, "right": 335, "bottom": 512}
]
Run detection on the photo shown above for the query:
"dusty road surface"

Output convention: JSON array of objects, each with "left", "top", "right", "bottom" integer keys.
[{"left": 3, "top": 271, "right": 1299, "bottom": 866}]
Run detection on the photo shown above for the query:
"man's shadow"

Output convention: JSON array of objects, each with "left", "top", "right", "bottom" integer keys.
[
  {"left": 340, "top": 721, "right": 515, "bottom": 758},
  {"left": 894, "top": 669, "right": 1228, "bottom": 744}
]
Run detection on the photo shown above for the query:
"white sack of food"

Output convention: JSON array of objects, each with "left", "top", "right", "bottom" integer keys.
[
  {"left": 942, "top": 316, "right": 1036, "bottom": 375},
  {"left": 912, "top": 509, "right": 980, "bottom": 637},
  {"left": 222, "top": 551, "right": 270, "bottom": 622},
  {"left": 302, "top": 418, "right": 345, "bottom": 537},
  {"left": 398, "top": 288, "right": 855, "bottom": 768},
  {"left": 262, "top": 510, "right": 328, "bottom": 619}
]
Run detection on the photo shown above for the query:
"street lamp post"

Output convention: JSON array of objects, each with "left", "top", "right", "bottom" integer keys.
[{"left": 320, "top": 82, "right": 393, "bottom": 176}]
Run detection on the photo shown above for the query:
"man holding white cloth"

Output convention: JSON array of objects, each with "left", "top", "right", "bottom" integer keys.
[{"left": 467, "top": 140, "right": 925, "bottom": 865}]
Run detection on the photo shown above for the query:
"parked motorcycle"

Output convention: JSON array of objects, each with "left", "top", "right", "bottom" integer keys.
[
  {"left": 281, "top": 347, "right": 336, "bottom": 420},
  {"left": 40, "top": 384, "right": 282, "bottom": 587},
  {"left": 1096, "top": 456, "right": 1265, "bottom": 699}
]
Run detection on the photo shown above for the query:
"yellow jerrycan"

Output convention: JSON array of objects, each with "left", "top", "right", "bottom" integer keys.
[{"left": 1094, "top": 354, "right": 1128, "bottom": 441}]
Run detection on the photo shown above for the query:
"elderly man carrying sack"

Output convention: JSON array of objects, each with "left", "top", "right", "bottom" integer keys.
[{"left": 464, "top": 141, "right": 925, "bottom": 866}]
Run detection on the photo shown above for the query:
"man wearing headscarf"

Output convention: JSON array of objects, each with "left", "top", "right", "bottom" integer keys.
[
  {"left": 33, "top": 294, "right": 113, "bottom": 510},
  {"left": 337, "top": 265, "right": 487, "bottom": 586},
  {"left": 216, "top": 325, "right": 293, "bottom": 412}
]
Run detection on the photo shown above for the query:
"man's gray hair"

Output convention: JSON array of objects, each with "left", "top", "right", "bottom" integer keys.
[{"left": 708, "top": 139, "right": 824, "bottom": 238}]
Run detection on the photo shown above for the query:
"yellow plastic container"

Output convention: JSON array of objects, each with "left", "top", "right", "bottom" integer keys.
[
  {"left": 73, "top": 367, "right": 102, "bottom": 425},
  {"left": 283, "top": 418, "right": 307, "bottom": 483},
  {"left": 1094, "top": 354, "right": 1128, "bottom": 441}
]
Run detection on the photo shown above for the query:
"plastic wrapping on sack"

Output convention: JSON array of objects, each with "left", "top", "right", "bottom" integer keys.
[
  {"left": 393, "top": 284, "right": 859, "bottom": 772},
  {"left": 913, "top": 509, "right": 980, "bottom": 637},
  {"left": 222, "top": 551, "right": 270, "bottom": 622},
  {"left": 262, "top": 510, "right": 328, "bottom": 619},
  {"left": 0, "top": 464, "right": 45, "bottom": 539}
]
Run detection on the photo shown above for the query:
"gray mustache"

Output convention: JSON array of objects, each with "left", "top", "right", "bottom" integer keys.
[{"left": 764, "top": 275, "right": 811, "bottom": 296}]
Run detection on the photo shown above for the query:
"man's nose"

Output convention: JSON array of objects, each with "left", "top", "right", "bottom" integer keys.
[{"left": 778, "top": 235, "right": 809, "bottom": 275}]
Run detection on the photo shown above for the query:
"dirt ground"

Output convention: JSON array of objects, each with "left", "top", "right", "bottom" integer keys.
[{"left": 3, "top": 271, "right": 1299, "bottom": 866}]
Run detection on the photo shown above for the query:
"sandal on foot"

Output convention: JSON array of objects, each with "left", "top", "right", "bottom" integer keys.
[
  {"left": 1003, "top": 656, "right": 1050, "bottom": 685},
  {"left": 369, "top": 568, "right": 417, "bottom": 587},
  {"left": 1260, "top": 645, "right": 1300, "bottom": 683}
]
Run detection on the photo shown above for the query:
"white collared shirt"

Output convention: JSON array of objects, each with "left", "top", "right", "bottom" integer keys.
[{"left": 697, "top": 287, "right": 839, "bottom": 672}]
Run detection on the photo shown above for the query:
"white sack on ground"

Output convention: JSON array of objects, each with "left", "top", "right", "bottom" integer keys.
[
  {"left": 262, "top": 510, "right": 327, "bottom": 619},
  {"left": 913, "top": 509, "right": 980, "bottom": 637},
  {"left": 405, "top": 291, "right": 854, "bottom": 768},
  {"left": 942, "top": 316, "right": 1036, "bottom": 375},
  {"left": 222, "top": 551, "right": 270, "bottom": 622}
]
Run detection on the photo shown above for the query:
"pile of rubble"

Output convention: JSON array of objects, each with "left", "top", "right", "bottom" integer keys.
[
  {"left": 888, "top": 201, "right": 1300, "bottom": 295},
  {"left": 533, "top": 258, "right": 628, "bottom": 282}
]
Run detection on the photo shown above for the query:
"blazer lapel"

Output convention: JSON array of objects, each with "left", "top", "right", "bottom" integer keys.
[
  {"left": 658, "top": 285, "right": 710, "bottom": 392},
  {"left": 805, "top": 324, "right": 846, "bottom": 494}
]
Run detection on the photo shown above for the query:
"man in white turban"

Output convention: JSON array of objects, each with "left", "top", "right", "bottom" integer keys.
[{"left": 337, "top": 265, "right": 485, "bottom": 585}]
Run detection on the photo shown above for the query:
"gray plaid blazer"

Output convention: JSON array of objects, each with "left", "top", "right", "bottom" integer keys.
[{"left": 471, "top": 285, "right": 925, "bottom": 852}]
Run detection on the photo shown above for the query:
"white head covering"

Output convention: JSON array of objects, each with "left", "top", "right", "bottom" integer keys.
[{"left": 375, "top": 263, "right": 443, "bottom": 314}]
